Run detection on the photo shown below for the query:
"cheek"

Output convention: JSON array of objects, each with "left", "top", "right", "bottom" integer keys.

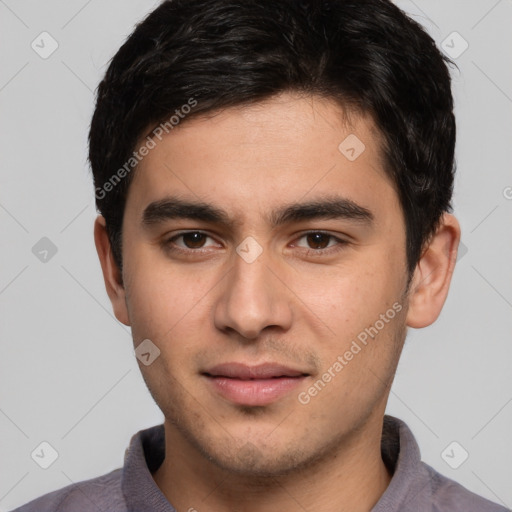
[
  {"left": 297, "top": 256, "right": 406, "bottom": 388},
  {"left": 123, "top": 255, "right": 206, "bottom": 343},
  {"left": 297, "top": 259, "right": 402, "bottom": 332}
]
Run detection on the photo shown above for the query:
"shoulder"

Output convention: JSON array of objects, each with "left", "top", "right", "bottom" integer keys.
[
  {"left": 10, "top": 468, "right": 126, "bottom": 512},
  {"left": 424, "top": 462, "right": 509, "bottom": 512}
]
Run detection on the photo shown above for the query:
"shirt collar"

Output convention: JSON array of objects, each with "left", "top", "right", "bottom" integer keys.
[
  {"left": 372, "top": 415, "right": 433, "bottom": 511},
  {"left": 122, "top": 422, "right": 175, "bottom": 512}
]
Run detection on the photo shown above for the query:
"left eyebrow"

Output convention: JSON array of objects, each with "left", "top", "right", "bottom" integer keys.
[
  {"left": 141, "top": 194, "right": 374, "bottom": 229},
  {"left": 268, "top": 195, "right": 374, "bottom": 227}
]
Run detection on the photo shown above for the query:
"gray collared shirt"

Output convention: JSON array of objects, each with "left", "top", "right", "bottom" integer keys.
[{"left": 12, "top": 415, "right": 508, "bottom": 511}]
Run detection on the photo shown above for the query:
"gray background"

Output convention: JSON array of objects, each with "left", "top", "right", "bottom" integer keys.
[{"left": 0, "top": 0, "right": 511, "bottom": 510}]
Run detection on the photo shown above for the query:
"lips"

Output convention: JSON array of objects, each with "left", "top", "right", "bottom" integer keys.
[
  {"left": 203, "top": 362, "right": 309, "bottom": 406},
  {"left": 205, "top": 362, "right": 306, "bottom": 380}
]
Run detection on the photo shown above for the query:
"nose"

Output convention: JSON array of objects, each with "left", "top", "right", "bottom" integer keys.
[{"left": 213, "top": 245, "right": 293, "bottom": 340}]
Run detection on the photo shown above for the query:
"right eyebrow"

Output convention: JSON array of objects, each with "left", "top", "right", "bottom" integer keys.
[{"left": 142, "top": 197, "right": 238, "bottom": 229}]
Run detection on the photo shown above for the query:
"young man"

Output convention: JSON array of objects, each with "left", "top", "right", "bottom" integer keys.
[{"left": 13, "top": 0, "right": 508, "bottom": 511}]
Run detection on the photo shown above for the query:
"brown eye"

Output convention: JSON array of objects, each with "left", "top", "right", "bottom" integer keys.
[
  {"left": 293, "top": 231, "right": 349, "bottom": 257},
  {"left": 305, "top": 232, "right": 332, "bottom": 250},
  {"left": 180, "top": 232, "right": 208, "bottom": 249},
  {"left": 164, "top": 231, "right": 219, "bottom": 254}
]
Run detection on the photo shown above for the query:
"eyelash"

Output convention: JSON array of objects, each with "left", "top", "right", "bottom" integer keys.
[{"left": 162, "top": 231, "right": 349, "bottom": 257}]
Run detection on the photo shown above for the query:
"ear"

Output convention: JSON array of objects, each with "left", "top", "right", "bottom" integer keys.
[
  {"left": 93, "top": 215, "right": 131, "bottom": 326},
  {"left": 406, "top": 213, "right": 461, "bottom": 328}
]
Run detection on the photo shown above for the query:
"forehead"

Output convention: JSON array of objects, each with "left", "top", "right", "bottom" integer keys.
[{"left": 126, "top": 92, "right": 397, "bottom": 226}]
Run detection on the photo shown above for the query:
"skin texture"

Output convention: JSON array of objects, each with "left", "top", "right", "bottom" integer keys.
[{"left": 94, "top": 92, "right": 460, "bottom": 512}]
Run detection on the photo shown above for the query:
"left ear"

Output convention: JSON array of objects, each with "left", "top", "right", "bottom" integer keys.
[{"left": 406, "top": 213, "right": 461, "bottom": 328}]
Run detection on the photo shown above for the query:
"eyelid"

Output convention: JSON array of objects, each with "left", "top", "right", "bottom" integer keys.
[
  {"left": 291, "top": 230, "right": 348, "bottom": 245},
  {"left": 166, "top": 230, "right": 221, "bottom": 250},
  {"left": 290, "top": 231, "right": 350, "bottom": 256}
]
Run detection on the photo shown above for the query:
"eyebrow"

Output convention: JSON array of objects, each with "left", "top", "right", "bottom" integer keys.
[{"left": 141, "top": 195, "right": 374, "bottom": 229}]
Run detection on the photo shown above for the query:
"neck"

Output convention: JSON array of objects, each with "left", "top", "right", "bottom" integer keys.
[{"left": 153, "top": 413, "right": 392, "bottom": 512}]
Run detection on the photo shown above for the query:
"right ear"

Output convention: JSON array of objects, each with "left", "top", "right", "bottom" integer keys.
[{"left": 93, "top": 215, "right": 131, "bottom": 326}]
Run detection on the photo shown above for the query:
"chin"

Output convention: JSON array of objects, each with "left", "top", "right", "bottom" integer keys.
[
  {"left": 197, "top": 432, "right": 341, "bottom": 479},
  {"left": 209, "top": 446, "right": 307, "bottom": 478}
]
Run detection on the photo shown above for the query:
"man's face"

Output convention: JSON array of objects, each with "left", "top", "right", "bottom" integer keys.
[{"left": 119, "top": 92, "right": 411, "bottom": 475}]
